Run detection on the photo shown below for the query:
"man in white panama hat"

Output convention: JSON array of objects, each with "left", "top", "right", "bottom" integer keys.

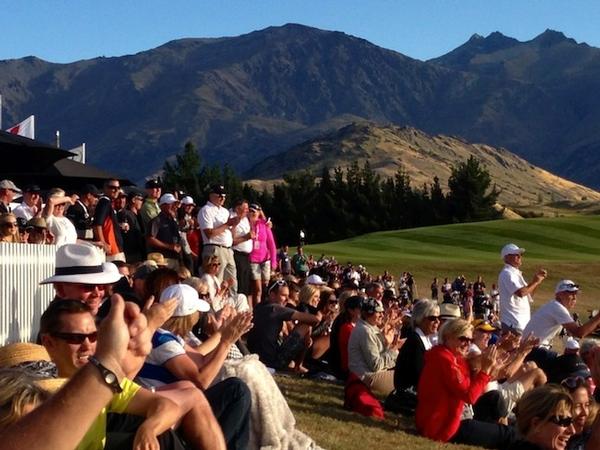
[{"left": 40, "top": 243, "right": 122, "bottom": 315}]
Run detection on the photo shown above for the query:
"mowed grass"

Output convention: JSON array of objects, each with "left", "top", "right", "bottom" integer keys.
[
  {"left": 275, "top": 375, "right": 481, "bottom": 450},
  {"left": 306, "top": 215, "right": 600, "bottom": 315}
]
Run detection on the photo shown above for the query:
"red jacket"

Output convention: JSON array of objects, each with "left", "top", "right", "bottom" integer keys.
[{"left": 415, "top": 345, "right": 491, "bottom": 442}]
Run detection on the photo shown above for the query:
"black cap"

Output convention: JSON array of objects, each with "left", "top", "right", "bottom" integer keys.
[
  {"left": 249, "top": 203, "right": 261, "bottom": 211},
  {"left": 209, "top": 184, "right": 226, "bottom": 195},
  {"left": 81, "top": 184, "right": 101, "bottom": 196},
  {"left": 345, "top": 295, "right": 363, "bottom": 310},
  {"left": 127, "top": 190, "right": 144, "bottom": 201},
  {"left": 145, "top": 179, "right": 162, "bottom": 189},
  {"left": 23, "top": 184, "right": 41, "bottom": 193}
]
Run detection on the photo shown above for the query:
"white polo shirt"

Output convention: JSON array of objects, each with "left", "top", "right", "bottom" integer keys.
[
  {"left": 498, "top": 264, "right": 531, "bottom": 330},
  {"left": 523, "top": 300, "right": 573, "bottom": 346},
  {"left": 13, "top": 202, "right": 36, "bottom": 221},
  {"left": 232, "top": 216, "right": 252, "bottom": 253},
  {"left": 198, "top": 201, "right": 232, "bottom": 247}
]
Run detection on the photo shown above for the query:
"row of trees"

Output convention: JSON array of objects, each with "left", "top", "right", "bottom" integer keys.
[{"left": 162, "top": 142, "right": 501, "bottom": 245}]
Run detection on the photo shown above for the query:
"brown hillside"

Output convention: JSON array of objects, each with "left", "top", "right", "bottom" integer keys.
[{"left": 248, "top": 122, "right": 600, "bottom": 207}]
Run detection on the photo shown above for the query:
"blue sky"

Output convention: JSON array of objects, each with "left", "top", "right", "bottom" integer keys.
[{"left": 3, "top": 0, "right": 600, "bottom": 63}]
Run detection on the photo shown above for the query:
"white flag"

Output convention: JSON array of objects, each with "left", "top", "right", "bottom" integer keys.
[
  {"left": 68, "top": 143, "right": 86, "bottom": 164},
  {"left": 6, "top": 115, "right": 35, "bottom": 139}
]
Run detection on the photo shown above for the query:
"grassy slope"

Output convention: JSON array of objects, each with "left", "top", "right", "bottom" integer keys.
[{"left": 306, "top": 215, "right": 600, "bottom": 314}]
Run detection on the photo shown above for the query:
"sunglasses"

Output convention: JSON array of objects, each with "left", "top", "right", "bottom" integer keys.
[
  {"left": 3, "top": 222, "right": 17, "bottom": 228},
  {"left": 268, "top": 279, "right": 287, "bottom": 294},
  {"left": 561, "top": 376, "right": 588, "bottom": 391},
  {"left": 458, "top": 336, "right": 473, "bottom": 344},
  {"left": 547, "top": 415, "right": 573, "bottom": 427},
  {"left": 75, "top": 284, "right": 106, "bottom": 292},
  {"left": 51, "top": 331, "right": 98, "bottom": 345},
  {"left": 199, "top": 292, "right": 210, "bottom": 299},
  {"left": 426, "top": 315, "right": 441, "bottom": 322}
]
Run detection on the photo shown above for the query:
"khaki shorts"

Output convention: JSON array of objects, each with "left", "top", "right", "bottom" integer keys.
[{"left": 250, "top": 261, "right": 270, "bottom": 281}]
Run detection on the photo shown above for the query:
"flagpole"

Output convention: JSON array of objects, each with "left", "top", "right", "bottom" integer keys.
[
  {"left": 0, "top": 94, "right": 3, "bottom": 129},
  {"left": 82, "top": 143, "right": 86, "bottom": 164},
  {"left": 56, "top": 130, "right": 60, "bottom": 147}
]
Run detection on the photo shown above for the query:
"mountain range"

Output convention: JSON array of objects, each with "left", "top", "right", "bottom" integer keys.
[{"left": 1, "top": 24, "right": 600, "bottom": 188}]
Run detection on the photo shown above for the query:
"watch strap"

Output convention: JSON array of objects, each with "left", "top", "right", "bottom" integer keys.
[{"left": 88, "top": 356, "right": 123, "bottom": 393}]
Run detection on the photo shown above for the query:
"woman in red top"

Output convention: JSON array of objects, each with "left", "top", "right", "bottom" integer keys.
[{"left": 416, "top": 318, "right": 516, "bottom": 448}]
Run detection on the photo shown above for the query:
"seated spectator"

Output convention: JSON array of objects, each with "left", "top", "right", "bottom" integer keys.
[
  {"left": 510, "top": 384, "right": 575, "bottom": 450},
  {"left": 200, "top": 254, "right": 249, "bottom": 312},
  {"left": 561, "top": 376, "right": 596, "bottom": 450},
  {"left": 348, "top": 297, "right": 400, "bottom": 396},
  {"left": 40, "top": 243, "right": 122, "bottom": 315},
  {"left": 247, "top": 280, "right": 319, "bottom": 373},
  {"left": 416, "top": 318, "right": 516, "bottom": 448},
  {"left": 524, "top": 280, "right": 600, "bottom": 374},
  {"left": 26, "top": 217, "right": 52, "bottom": 244},
  {"left": 41, "top": 188, "right": 77, "bottom": 247},
  {"left": 0, "top": 369, "right": 51, "bottom": 430},
  {"left": 0, "top": 213, "right": 19, "bottom": 242},
  {"left": 328, "top": 295, "right": 363, "bottom": 380},
  {"left": 38, "top": 300, "right": 206, "bottom": 450},
  {"left": 394, "top": 299, "right": 440, "bottom": 394}
]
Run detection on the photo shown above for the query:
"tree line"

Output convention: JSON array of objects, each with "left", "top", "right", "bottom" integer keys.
[{"left": 162, "top": 142, "right": 501, "bottom": 246}]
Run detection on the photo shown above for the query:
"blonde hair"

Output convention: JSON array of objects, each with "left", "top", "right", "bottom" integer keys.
[
  {"left": 438, "top": 318, "right": 472, "bottom": 345},
  {"left": 201, "top": 254, "right": 220, "bottom": 274},
  {"left": 299, "top": 284, "right": 320, "bottom": 305},
  {"left": 177, "top": 266, "right": 192, "bottom": 281},
  {"left": 0, "top": 213, "right": 18, "bottom": 242},
  {"left": 162, "top": 311, "right": 200, "bottom": 337},
  {"left": 0, "top": 369, "right": 50, "bottom": 430},
  {"left": 515, "top": 384, "right": 573, "bottom": 436}
]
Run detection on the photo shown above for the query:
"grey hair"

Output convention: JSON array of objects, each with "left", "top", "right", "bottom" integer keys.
[{"left": 411, "top": 299, "right": 440, "bottom": 329}]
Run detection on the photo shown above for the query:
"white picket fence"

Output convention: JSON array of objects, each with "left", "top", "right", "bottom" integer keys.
[{"left": 0, "top": 243, "right": 56, "bottom": 344}]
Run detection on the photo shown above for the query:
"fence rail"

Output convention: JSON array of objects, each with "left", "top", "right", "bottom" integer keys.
[{"left": 0, "top": 243, "right": 56, "bottom": 344}]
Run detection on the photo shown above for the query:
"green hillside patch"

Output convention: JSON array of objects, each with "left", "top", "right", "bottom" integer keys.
[{"left": 306, "top": 216, "right": 600, "bottom": 313}]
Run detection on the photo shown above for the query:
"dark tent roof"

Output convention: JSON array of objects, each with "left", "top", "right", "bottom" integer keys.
[
  {"left": 43, "top": 158, "right": 132, "bottom": 187},
  {"left": 0, "top": 130, "right": 75, "bottom": 172}
]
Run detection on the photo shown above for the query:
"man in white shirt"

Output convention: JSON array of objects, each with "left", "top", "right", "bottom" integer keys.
[
  {"left": 498, "top": 243, "right": 547, "bottom": 332},
  {"left": 524, "top": 280, "right": 600, "bottom": 346},
  {"left": 198, "top": 184, "right": 240, "bottom": 296},
  {"left": 13, "top": 184, "right": 41, "bottom": 221}
]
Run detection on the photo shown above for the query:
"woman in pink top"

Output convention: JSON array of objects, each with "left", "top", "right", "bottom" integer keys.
[{"left": 248, "top": 203, "right": 277, "bottom": 307}]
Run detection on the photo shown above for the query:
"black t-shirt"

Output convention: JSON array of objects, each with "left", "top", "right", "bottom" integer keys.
[
  {"left": 94, "top": 196, "right": 123, "bottom": 250},
  {"left": 246, "top": 302, "right": 296, "bottom": 368},
  {"left": 148, "top": 212, "right": 180, "bottom": 259}
]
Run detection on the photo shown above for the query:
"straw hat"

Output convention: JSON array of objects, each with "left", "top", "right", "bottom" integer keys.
[
  {"left": 147, "top": 252, "right": 167, "bottom": 266},
  {"left": 0, "top": 342, "right": 51, "bottom": 368}
]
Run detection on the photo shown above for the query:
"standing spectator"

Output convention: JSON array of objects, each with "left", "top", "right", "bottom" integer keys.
[
  {"left": 248, "top": 203, "right": 277, "bottom": 307},
  {"left": 473, "top": 275, "right": 486, "bottom": 297},
  {"left": 278, "top": 244, "right": 292, "bottom": 276},
  {"left": 66, "top": 184, "right": 100, "bottom": 240},
  {"left": 118, "top": 191, "right": 146, "bottom": 263},
  {"left": 231, "top": 199, "right": 252, "bottom": 298},
  {"left": 498, "top": 243, "right": 547, "bottom": 332},
  {"left": 146, "top": 193, "right": 182, "bottom": 269},
  {"left": 198, "top": 184, "right": 239, "bottom": 296},
  {"left": 13, "top": 184, "right": 42, "bottom": 221},
  {"left": 177, "top": 195, "right": 196, "bottom": 272},
  {"left": 93, "top": 179, "right": 125, "bottom": 262},
  {"left": 291, "top": 246, "right": 309, "bottom": 278},
  {"left": 42, "top": 189, "right": 77, "bottom": 247},
  {"left": 0, "top": 179, "right": 21, "bottom": 214},
  {"left": 431, "top": 277, "right": 439, "bottom": 301},
  {"left": 140, "top": 179, "right": 161, "bottom": 231},
  {"left": 523, "top": 280, "right": 600, "bottom": 372}
]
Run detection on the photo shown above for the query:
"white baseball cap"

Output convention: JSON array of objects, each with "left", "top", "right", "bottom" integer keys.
[
  {"left": 181, "top": 196, "right": 195, "bottom": 206},
  {"left": 159, "top": 284, "right": 210, "bottom": 317},
  {"left": 306, "top": 274, "right": 326, "bottom": 285},
  {"left": 159, "top": 193, "right": 178, "bottom": 205},
  {"left": 555, "top": 279, "right": 579, "bottom": 294},
  {"left": 500, "top": 243, "right": 525, "bottom": 259}
]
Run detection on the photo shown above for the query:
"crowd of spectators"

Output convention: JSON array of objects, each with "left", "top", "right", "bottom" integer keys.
[{"left": 1, "top": 177, "right": 600, "bottom": 450}]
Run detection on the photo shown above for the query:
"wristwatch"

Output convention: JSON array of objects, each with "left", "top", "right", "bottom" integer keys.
[{"left": 88, "top": 356, "right": 123, "bottom": 393}]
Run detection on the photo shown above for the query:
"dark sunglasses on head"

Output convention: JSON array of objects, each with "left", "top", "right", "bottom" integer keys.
[
  {"left": 51, "top": 331, "right": 98, "bottom": 345},
  {"left": 547, "top": 415, "right": 573, "bottom": 427},
  {"left": 561, "top": 376, "right": 588, "bottom": 391},
  {"left": 458, "top": 336, "right": 473, "bottom": 344}
]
